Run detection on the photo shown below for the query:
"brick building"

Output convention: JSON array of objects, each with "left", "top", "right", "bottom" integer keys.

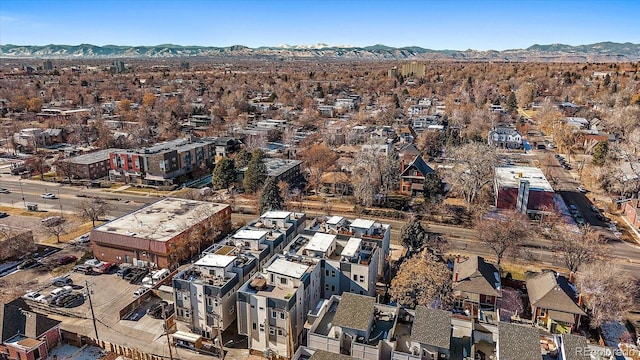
[
  {"left": 494, "top": 166, "right": 555, "bottom": 214},
  {"left": 91, "top": 198, "right": 231, "bottom": 269},
  {"left": 623, "top": 199, "right": 640, "bottom": 231},
  {"left": 60, "top": 148, "right": 119, "bottom": 180}
]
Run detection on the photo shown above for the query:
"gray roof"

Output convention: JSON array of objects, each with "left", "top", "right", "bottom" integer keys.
[
  {"left": 498, "top": 322, "right": 541, "bottom": 360},
  {"left": 561, "top": 333, "right": 590, "bottom": 360},
  {"left": 0, "top": 303, "right": 60, "bottom": 342},
  {"left": 453, "top": 256, "right": 501, "bottom": 297},
  {"left": 68, "top": 148, "right": 120, "bottom": 165},
  {"left": 400, "top": 154, "right": 434, "bottom": 179},
  {"left": 525, "top": 271, "right": 585, "bottom": 316},
  {"left": 332, "top": 293, "right": 375, "bottom": 332},
  {"left": 310, "top": 350, "right": 354, "bottom": 360},
  {"left": 411, "top": 306, "right": 451, "bottom": 349}
]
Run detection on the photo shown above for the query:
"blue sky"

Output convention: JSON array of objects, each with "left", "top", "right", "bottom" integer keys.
[{"left": 1, "top": 0, "right": 638, "bottom": 50}]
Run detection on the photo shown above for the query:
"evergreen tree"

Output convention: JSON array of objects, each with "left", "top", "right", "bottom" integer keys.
[
  {"left": 234, "top": 149, "right": 251, "bottom": 169},
  {"left": 243, "top": 149, "right": 267, "bottom": 194},
  {"left": 211, "top": 157, "right": 236, "bottom": 190},
  {"left": 400, "top": 217, "right": 427, "bottom": 253},
  {"left": 423, "top": 172, "right": 445, "bottom": 201},
  {"left": 592, "top": 141, "right": 609, "bottom": 166},
  {"left": 259, "top": 177, "right": 284, "bottom": 214},
  {"left": 506, "top": 91, "right": 518, "bottom": 112}
]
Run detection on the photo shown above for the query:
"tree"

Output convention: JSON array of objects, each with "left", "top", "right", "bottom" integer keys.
[
  {"left": 243, "top": 149, "right": 267, "bottom": 194},
  {"left": 400, "top": 217, "right": 426, "bottom": 253},
  {"left": 211, "top": 157, "right": 236, "bottom": 190},
  {"left": 591, "top": 141, "right": 609, "bottom": 166},
  {"left": 234, "top": 149, "right": 251, "bottom": 169},
  {"left": 42, "top": 221, "right": 67, "bottom": 244},
  {"left": 76, "top": 198, "right": 111, "bottom": 227},
  {"left": 389, "top": 250, "right": 453, "bottom": 309},
  {"left": 416, "top": 131, "right": 444, "bottom": 158},
  {"left": 445, "top": 142, "right": 497, "bottom": 207},
  {"left": 26, "top": 98, "right": 43, "bottom": 113},
  {"left": 505, "top": 91, "right": 517, "bottom": 113},
  {"left": 259, "top": 177, "right": 284, "bottom": 214},
  {"left": 475, "top": 210, "right": 531, "bottom": 265},
  {"left": 575, "top": 261, "right": 637, "bottom": 328},
  {"left": 553, "top": 225, "right": 604, "bottom": 274},
  {"left": 298, "top": 143, "right": 338, "bottom": 194},
  {"left": 423, "top": 172, "right": 445, "bottom": 201}
]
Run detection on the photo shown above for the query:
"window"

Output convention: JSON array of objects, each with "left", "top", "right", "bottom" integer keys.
[
  {"left": 359, "top": 275, "right": 364, "bottom": 283},
  {"left": 272, "top": 311, "right": 277, "bottom": 319},
  {"left": 331, "top": 285, "right": 335, "bottom": 292},
  {"left": 325, "top": 270, "right": 329, "bottom": 276},
  {"left": 280, "top": 277, "right": 287, "bottom": 285},
  {"left": 269, "top": 328, "right": 275, "bottom": 335},
  {"left": 229, "top": 306, "right": 235, "bottom": 315},
  {"left": 278, "top": 329, "right": 283, "bottom": 336},
  {"left": 280, "top": 313, "right": 285, "bottom": 320},
  {"left": 331, "top": 270, "right": 336, "bottom": 277},
  {"left": 353, "top": 275, "right": 358, "bottom": 281},
  {"left": 539, "top": 308, "right": 547, "bottom": 317},
  {"left": 252, "top": 323, "right": 257, "bottom": 330}
]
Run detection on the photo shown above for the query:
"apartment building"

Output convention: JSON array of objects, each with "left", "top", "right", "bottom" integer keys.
[
  {"left": 237, "top": 256, "right": 322, "bottom": 358},
  {"left": 62, "top": 148, "right": 120, "bottom": 180}
]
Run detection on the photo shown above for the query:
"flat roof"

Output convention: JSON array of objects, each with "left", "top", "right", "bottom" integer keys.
[
  {"left": 261, "top": 211, "right": 291, "bottom": 219},
  {"left": 341, "top": 237, "right": 362, "bottom": 258},
  {"left": 266, "top": 258, "right": 309, "bottom": 279},
  {"left": 494, "top": 166, "right": 554, "bottom": 192},
  {"left": 351, "top": 219, "right": 375, "bottom": 229},
  {"left": 306, "top": 233, "right": 336, "bottom": 253},
  {"left": 94, "top": 198, "right": 228, "bottom": 242},
  {"left": 195, "top": 254, "right": 236, "bottom": 268},
  {"left": 326, "top": 216, "right": 344, "bottom": 225},
  {"left": 68, "top": 148, "right": 120, "bottom": 164},
  {"left": 233, "top": 229, "right": 268, "bottom": 241}
]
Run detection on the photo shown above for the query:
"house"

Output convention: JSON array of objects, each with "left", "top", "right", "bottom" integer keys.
[
  {"left": 237, "top": 158, "right": 303, "bottom": 186},
  {"left": 0, "top": 303, "right": 61, "bottom": 360},
  {"left": 494, "top": 166, "right": 555, "bottom": 214},
  {"left": 406, "top": 307, "right": 452, "bottom": 359},
  {"left": 0, "top": 226, "right": 36, "bottom": 261},
  {"left": 399, "top": 125, "right": 418, "bottom": 144},
  {"left": 623, "top": 199, "right": 640, "bottom": 231},
  {"left": 307, "top": 293, "right": 399, "bottom": 360},
  {"left": 497, "top": 322, "right": 541, "bottom": 360},
  {"left": 525, "top": 271, "right": 585, "bottom": 334},
  {"left": 452, "top": 255, "right": 501, "bottom": 323},
  {"left": 91, "top": 198, "right": 231, "bottom": 270},
  {"left": 237, "top": 256, "right": 322, "bottom": 358},
  {"left": 399, "top": 154, "right": 435, "bottom": 196},
  {"left": 488, "top": 125, "right": 523, "bottom": 149},
  {"left": 320, "top": 171, "right": 352, "bottom": 195}
]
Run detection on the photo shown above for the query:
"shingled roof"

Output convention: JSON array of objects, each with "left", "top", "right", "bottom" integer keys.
[
  {"left": 525, "top": 271, "right": 585, "bottom": 316},
  {"left": 332, "top": 293, "right": 375, "bottom": 332},
  {"left": 0, "top": 303, "right": 60, "bottom": 342},
  {"left": 498, "top": 322, "right": 541, "bottom": 360},
  {"left": 561, "top": 333, "right": 590, "bottom": 360},
  {"left": 453, "top": 255, "right": 501, "bottom": 297},
  {"left": 411, "top": 306, "right": 452, "bottom": 349},
  {"left": 310, "top": 350, "right": 354, "bottom": 360}
]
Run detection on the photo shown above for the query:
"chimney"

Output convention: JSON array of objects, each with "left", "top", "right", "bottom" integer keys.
[
  {"left": 456, "top": 254, "right": 461, "bottom": 263},
  {"left": 454, "top": 272, "right": 458, "bottom": 282}
]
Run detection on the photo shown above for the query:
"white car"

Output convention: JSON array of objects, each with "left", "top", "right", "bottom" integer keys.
[
  {"left": 41, "top": 193, "right": 57, "bottom": 199},
  {"left": 133, "top": 287, "right": 148, "bottom": 298}
]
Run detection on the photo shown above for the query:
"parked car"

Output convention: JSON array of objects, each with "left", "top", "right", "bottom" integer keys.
[
  {"left": 577, "top": 186, "right": 588, "bottom": 193},
  {"left": 75, "top": 234, "right": 90, "bottom": 244},
  {"left": 52, "top": 276, "right": 73, "bottom": 286},
  {"left": 116, "top": 266, "right": 133, "bottom": 278},
  {"left": 85, "top": 259, "right": 103, "bottom": 267},
  {"left": 22, "top": 291, "right": 49, "bottom": 303},
  {"left": 0, "top": 188, "right": 10, "bottom": 194},
  {"left": 568, "top": 204, "right": 578, "bottom": 216},
  {"left": 133, "top": 287, "right": 148, "bottom": 298},
  {"left": 575, "top": 215, "right": 585, "bottom": 225},
  {"left": 18, "top": 258, "right": 38, "bottom": 270},
  {"left": 0, "top": 212, "right": 8, "bottom": 218},
  {"left": 41, "top": 216, "right": 65, "bottom": 227},
  {"left": 41, "top": 193, "right": 57, "bottom": 199},
  {"left": 590, "top": 205, "right": 600, "bottom": 213},
  {"left": 56, "top": 255, "right": 77, "bottom": 265},
  {"left": 147, "top": 301, "right": 169, "bottom": 319},
  {"left": 62, "top": 293, "right": 84, "bottom": 308},
  {"left": 73, "top": 264, "right": 96, "bottom": 275}
]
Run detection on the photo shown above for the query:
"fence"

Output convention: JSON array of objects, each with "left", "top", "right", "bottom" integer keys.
[{"left": 61, "top": 329, "right": 170, "bottom": 360}]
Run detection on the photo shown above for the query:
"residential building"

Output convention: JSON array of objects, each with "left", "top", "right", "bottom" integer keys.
[
  {"left": 488, "top": 125, "right": 523, "bottom": 149},
  {"left": 109, "top": 138, "right": 218, "bottom": 185},
  {"left": 494, "top": 166, "right": 555, "bottom": 214},
  {"left": 399, "top": 154, "right": 435, "bottom": 197},
  {"left": 12, "top": 128, "right": 48, "bottom": 153},
  {"left": 284, "top": 232, "right": 379, "bottom": 298},
  {"left": 497, "top": 322, "right": 541, "bottom": 360},
  {"left": 623, "top": 199, "right": 640, "bottom": 231},
  {"left": 43, "top": 60, "right": 53, "bottom": 70},
  {"left": 391, "top": 306, "right": 452, "bottom": 360},
  {"left": 452, "top": 255, "right": 501, "bottom": 323},
  {"left": 565, "top": 117, "right": 589, "bottom": 129},
  {"left": 306, "top": 216, "right": 391, "bottom": 279},
  {"left": 91, "top": 198, "right": 231, "bottom": 269},
  {"left": 0, "top": 302, "right": 61, "bottom": 360},
  {"left": 237, "top": 158, "right": 303, "bottom": 185},
  {"left": 237, "top": 256, "right": 322, "bottom": 358},
  {"left": 60, "top": 148, "right": 120, "bottom": 180},
  {"left": 525, "top": 271, "right": 585, "bottom": 334},
  {"left": 307, "top": 293, "right": 399, "bottom": 360},
  {"left": 320, "top": 171, "right": 352, "bottom": 195},
  {"left": 0, "top": 226, "right": 35, "bottom": 261},
  {"left": 399, "top": 125, "right": 417, "bottom": 144},
  {"left": 401, "top": 62, "right": 426, "bottom": 77}
]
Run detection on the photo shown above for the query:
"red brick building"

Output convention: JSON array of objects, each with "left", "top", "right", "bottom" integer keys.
[
  {"left": 623, "top": 199, "right": 640, "bottom": 230},
  {"left": 91, "top": 198, "right": 231, "bottom": 269},
  {"left": 494, "top": 166, "right": 555, "bottom": 214},
  {"left": 0, "top": 303, "right": 61, "bottom": 360}
]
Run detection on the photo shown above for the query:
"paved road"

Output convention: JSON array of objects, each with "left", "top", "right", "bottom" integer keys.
[{"left": 0, "top": 178, "right": 152, "bottom": 218}]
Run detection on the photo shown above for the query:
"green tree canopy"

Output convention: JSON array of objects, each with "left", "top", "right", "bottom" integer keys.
[
  {"left": 243, "top": 149, "right": 267, "bottom": 194},
  {"left": 234, "top": 149, "right": 251, "bottom": 169},
  {"left": 211, "top": 157, "right": 236, "bottom": 190},
  {"left": 259, "top": 177, "right": 284, "bottom": 215},
  {"left": 400, "top": 217, "right": 427, "bottom": 253},
  {"left": 591, "top": 141, "right": 609, "bottom": 166},
  {"left": 506, "top": 91, "right": 518, "bottom": 112},
  {"left": 423, "top": 172, "right": 445, "bottom": 201}
]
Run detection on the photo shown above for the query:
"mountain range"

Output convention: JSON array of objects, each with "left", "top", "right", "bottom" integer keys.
[{"left": 1, "top": 42, "right": 639, "bottom": 62}]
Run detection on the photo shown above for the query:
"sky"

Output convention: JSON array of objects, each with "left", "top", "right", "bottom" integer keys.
[{"left": 1, "top": 0, "right": 639, "bottom": 51}]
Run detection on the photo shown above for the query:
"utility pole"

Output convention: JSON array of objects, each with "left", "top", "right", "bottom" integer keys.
[
  {"left": 58, "top": 189, "right": 63, "bottom": 218},
  {"left": 85, "top": 281, "right": 99, "bottom": 340},
  {"left": 162, "top": 303, "right": 174, "bottom": 360},
  {"left": 19, "top": 181, "right": 26, "bottom": 209}
]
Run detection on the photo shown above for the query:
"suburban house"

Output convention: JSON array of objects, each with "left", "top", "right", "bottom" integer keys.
[
  {"left": 91, "top": 198, "right": 231, "bottom": 269},
  {"left": 525, "top": 271, "right": 585, "bottom": 334},
  {"left": 497, "top": 322, "right": 542, "bottom": 360},
  {"left": 487, "top": 124, "right": 523, "bottom": 149},
  {"left": 452, "top": 255, "right": 501, "bottom": 323},
  {"left": 0, "top": 302, "right": 61, "bottom": 360},
  {"left": 399, "top": 154, "right": 435, "bottom": 197},
  {"left": 307, "top": 293, "right": 399, "bottom": 360},
  {"left": 494, "top": 166, "right": 555, "bottom": 214},
  {"left": 399, "top": 125, "right": 418, "bottom": 144},
  {"left": 320, "top": 171, "right": 352, "bottom": 195}
]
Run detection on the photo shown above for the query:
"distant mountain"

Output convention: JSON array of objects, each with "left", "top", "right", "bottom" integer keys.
[{"left": 1, "top": 42, "right": 639, "bottom": 62}]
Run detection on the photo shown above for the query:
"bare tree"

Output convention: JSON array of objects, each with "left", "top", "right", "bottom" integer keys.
[
  {"left": 445, "top": 142, "right": 497, "bottom": 207},
  {"left": 575, "top": 261, "right": 638, "bottom": 328},
  {"left": 389, "top": 250, "right": 453, "bottom": 309},
  {"left": 42, "top": 222, "right": 67, "bottom": 244},
  {"left": 76, "top": 198, "right": 112, "bottom": 227},
  {"left": 553, "top": 225, "right": 605, "bottom": 274},
  {"left": 475, "top": 210, "right": 531, "bottom": 266}
]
